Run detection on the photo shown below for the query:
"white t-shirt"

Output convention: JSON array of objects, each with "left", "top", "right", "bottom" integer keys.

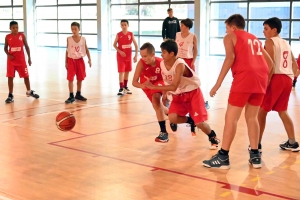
[
  {"left": 270, "top": 37, "right": 294, "bottom": 79},
  {"left": 67, "top": 36, "right": 87, "bottom": 59},
  {"left": 160, "top": 58, "right": 200, "bottom": 95},
  {"left": 176, "top": 32, "right": 194, "bottom": 59}
]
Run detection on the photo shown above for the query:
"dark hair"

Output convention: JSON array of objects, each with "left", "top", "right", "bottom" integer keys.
[
  {"left": 263, "top": 17, "right": 282, "bottom": 34},
  {"left": 140, "top": 42, "right": 155, "bottom": 54},
  {"left": 167, "top": 8, "right": 172, "bottom": 12},
  {"left": 181, "top": 18, "right": 193, "bottom": 29},
  {"left": 225, "top": 14, "right": 245, "bottom": 29},
  {"left": 71, "top": 22, "right": 80, "bottom": 29},
  {"left": 121, "top": 19, "right": 129, "bottom": 25},
  {"left": 10, "top": 21, "right": 18, "bottom": 28},
  {"left": 160, "top": 39, "right": 178, "bottom": 56}
]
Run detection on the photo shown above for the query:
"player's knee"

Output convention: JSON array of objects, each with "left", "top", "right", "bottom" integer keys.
[{"left": 168, "top": 113, "right": 177, "bottom": 123}]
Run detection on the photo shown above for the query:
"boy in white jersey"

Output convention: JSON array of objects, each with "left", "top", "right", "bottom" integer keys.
[
  {"left": 258, "top": 17, "right": 300, "bottom": 151},
  {"left": 65, "top": 22, "right": 91, "bottom": 104},
  {"left": 145, "top": 40, "right": 220, "bottom": 149}
]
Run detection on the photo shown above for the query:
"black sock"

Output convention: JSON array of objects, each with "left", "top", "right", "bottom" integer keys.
[
  {"left": 186, "top": 116, "right": 194, "bottom": 124},
  {"left": 158, "top": 121, "right": 166, "bottom": 132},
  {"left": 76, "top": 91, "right": 81, "bottom": 96},
  {"left": 208, "top": 130, "right": 216, "bottom": 138},
  {"left": 70, "top": 92, "right": 74, "bottom": 98},
  {"left": 8, "top": 93, "right": 13, "bottom": 98},
  {"left": 251, "top": 149, "right": 259, "bottom": 154},
  {"left": 219, "top": 148, "right": 229, "bottom": 155}
]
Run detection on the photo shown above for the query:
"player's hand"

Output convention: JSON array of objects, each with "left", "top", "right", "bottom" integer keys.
[
  {"left": 133, "top": 55, "right": 137, "bottom": 63},
  {"left": 8, "top": 54, "right": 14, "bottom": 60},
  {"left": 143, "top": 79, "right": 154, "bottom": 89},
  {"left": 191, "top": 62, "right": 195, "bottom": 71},
  {"left": 88, "top": 60, "right": 92, "bottom": 67},
  {"left": 65, "top": 63, "right": 68, "bottom": 69},
  {"left": 119, "top": 51, "right": 126, "bottom": 57},
  {"left": 28, "top": 59, "right": 32, "bottom": 66},
  {"left": 210, "top": 85, "right": 219, "bottom": 97}
]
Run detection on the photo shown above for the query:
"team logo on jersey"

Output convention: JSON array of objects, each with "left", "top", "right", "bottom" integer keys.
[
  {"left": 179, "top": 42, "right": 184, "bottom": 47},
  {"left": 75, "top": 46, "right": 80, "bottom": 52},
  {"left": 155, "top": 68, "right": 160, "bottom": 74},
  {"left": 19, "top": 35, "right": 22, "bottom": 41},
  {"left": 128, "top": 35, "right": 131, "bottom": 40}
]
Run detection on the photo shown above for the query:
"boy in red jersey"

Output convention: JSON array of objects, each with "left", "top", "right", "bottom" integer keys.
[
  {"left": 113, "top": 19, "right": 138, "bottom": 95},
  {"left": 65, "top": 22, "right": 91, "bottom": 104},
  {"left": 258, "top": 17, "right": 299, "bottom": 152},
  {"left": 4, "top": 21, "right": 39, "bottom": 103},
  {"left": 132, "top": 42, "right": 177, "bottom": 143},
  {"left": 202, "top": 14, "right": 274, "bottom": 169},
  {"left": 144, "top": 40, "right": 220, "bottom": 149}
]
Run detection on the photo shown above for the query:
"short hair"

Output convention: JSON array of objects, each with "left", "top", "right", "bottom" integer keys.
[
  {"left": 10, "top": 21, "right": 18, "bottom": 28},
  {"left": 225, "top": 14, "right": 245, "bottom": 29},
  {"left": 167, "top": 8, "right": 172, "bottom": 12},
  {"left": 181, "top": 18, "right": 193, "bottom": 29},
  {"left": 160, "top": 39, "right": 178, "bottom": 56},
  {"left": 263, "top": 17, "right": 282, "bottom": 34},
  {"left": 140, "top": 42, "right": 155, "bottom": 54},
  {"left": 121, "top": 19, "right": 129, "bottom": 25},
  {"left": 71, "top": 22, "right": 80, "bottom": 29}
]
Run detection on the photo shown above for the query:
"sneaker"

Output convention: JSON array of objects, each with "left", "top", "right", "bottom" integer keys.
[
  {"left": 124, "top": 87, "right": 132, "bottom": 94},
  {"left": 293, "top": 79, "right": 297, "bottom": 88},
  {"left": 65, "top": 97, "right": 75, "bottom": 104},
  {"left": 209, "top": 136, "right": 220, "bottom": 150},
  {"left": 155, "top": 132, "right": 169, "bottom": 143},
  {"left": 5, "top": 96, "right": 14, "bottom": 103},
  {"left": 249, "top": 151, "right": 262, "bottom": 168},
  {"left": 117, "top": 88, "right": 124, "bottom": 95},
  {"left": 279, "top": 141, "right": 300, "bottom": 152},
  {"left": 75, "top": 94, "right": 87, "bottom": 101},
  {"left": 170, "top": 123, "right": 177, "bottom": 132},
  {"left": 26, "top": 90, "right": 39, "bottom": 99},
  {"left": 205, "top": 101, "right": 210, "bottom": 109},
  {"left": 202, "top": 153, "right": 230, "bottom": 169},
  {"left": 248, "top": 143, "right": 262, "bottom": 154}
]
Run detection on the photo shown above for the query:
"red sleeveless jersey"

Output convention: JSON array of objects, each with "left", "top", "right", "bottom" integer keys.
[
  {"left": 117, "top": 31, "right": 133, "bottom": 61},
  {"left": 139, "top": 57, "right": 163, "bottom": 84},
  {"left": 231, "top": 31, "right": 269, "bottom": 93},
  {"left": 6, "top": 33, "right": 26, "bottom": 66}
]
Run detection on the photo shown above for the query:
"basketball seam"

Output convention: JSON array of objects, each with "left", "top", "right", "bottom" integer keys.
[{"left": 56, "top": 115, "right": 75, "bottom": 125}]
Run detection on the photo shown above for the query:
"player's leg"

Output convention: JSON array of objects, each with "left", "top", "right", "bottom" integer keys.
[
  {"left": 75, "top": 58, "right": 87, "bottom": 101},
  {"left": 75, "top": 80, "right": 87, "bottom": 101},
  {"left": 123, "top": 61, "right": 132, "bottom": 94},
  {"left": 258, "top": 108, "right": 268, "bottom": 150},
  {"left": 6, "top": 77, "right": 14, "bottom": 103},
  {"left": 66, "top": 59, "right": 76, "bottom": 103},
  {"left": 118, "top": 72, "right": 125, "bottom": 95},
  {"left": 18, "top": 65, "right": 39, "bottom": 99}
]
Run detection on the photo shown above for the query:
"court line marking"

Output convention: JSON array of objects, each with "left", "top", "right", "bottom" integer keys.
[{"left": 220, "top": 191, "right": 231, "bottom": 197}]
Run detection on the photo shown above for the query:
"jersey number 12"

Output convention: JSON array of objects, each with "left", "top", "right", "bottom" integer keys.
[{"left": 248, "top": 39, "right": 262, "bottom": 56}]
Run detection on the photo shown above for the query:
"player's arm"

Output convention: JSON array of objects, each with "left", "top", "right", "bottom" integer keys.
[
  {"left": 210, "top": 33, "right": 235, "bottom": 97},
  {"left": 65, "top": 39, "right": 68, "bottom": 69},
  {"left": 4, "top": 36, "right": 13, "bottom": 60},
  {"left": 132, "top": 34, "right": 138, "bottom": 63},
  {"left": 23, "top": 34, "right": 32, "bottom": 65},
  {"left": 85, "top": 41, "right": 92, "bottom": 67},
  {"left": 132, "top": 61, "right": 145, "bottom": 89},
  {"left": 113, "top": 34, "right": 125, "bottom": 57},
  {"left": 264, "top": 39, "right": 275, "bottom": 81},
  {"left": 146, "top": 63, "right": 185, "bottom": 92},
  {"left": 291, "top": 53, "right": 299, "bottom": 77},
  {"left": 192, "top": 35, "right": 198, "bottom": 68}
]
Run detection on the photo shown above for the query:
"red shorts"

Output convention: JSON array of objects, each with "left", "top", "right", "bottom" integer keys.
[
  {"left": 261, "top": 74, "right": 292, "bottom": 112},
  {"left": 7, "top": 64, "right": 29, "bottom": 78},
  {"left": 169, "top": 88, "right": 207, "bottom": 124},
  {"left": 228, "top": 92, "right": 265, "bottom": 107},
  {"left": 117, "top": 57, "right": 132, "bottom": 73},
  {"left": 183, "top": 58, "right": 194, "bottom": 71},
  {"left": 67, "top": 57, "right": 86, "bottom": 81},
  {"left": 142, "top": 80, "right": 164, "bottom": 102},
  {"left": 297, "top": 54, "right": 300, "bottom": 70}
]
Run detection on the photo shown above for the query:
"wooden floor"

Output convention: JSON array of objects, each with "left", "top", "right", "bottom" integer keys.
[{"left": 0, "top": 47, "right": 299, "bottom": 200}]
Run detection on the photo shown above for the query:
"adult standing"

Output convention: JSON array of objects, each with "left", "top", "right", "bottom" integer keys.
[{"left": 162, "top": 8, "right": 180, "bottom": 41}]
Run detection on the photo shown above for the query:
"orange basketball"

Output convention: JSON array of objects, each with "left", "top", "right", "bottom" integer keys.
[{"left": 56, "top": 111, "right": 76, "bottom": 131}]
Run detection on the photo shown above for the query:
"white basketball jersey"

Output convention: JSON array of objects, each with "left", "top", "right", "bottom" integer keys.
[
  {"left": 160, "top": 58, "right": 200, "bottom": 95},
  {"left": 67, "top": 36, "right": 87, "bottom": 59},
  {"left": 176, "top": 32, "right": 194, "bottom": 58},
  {"left": 270, "top": 37, "right": 294, "bottom": 79}
]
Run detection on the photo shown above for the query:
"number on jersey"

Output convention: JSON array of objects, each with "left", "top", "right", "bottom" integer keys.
[
  {"left": 248, "top": 39, "right": 262, "bottom": 56},
  {"left": 282, "top": 51, "right": 288, "bottom": 68}
]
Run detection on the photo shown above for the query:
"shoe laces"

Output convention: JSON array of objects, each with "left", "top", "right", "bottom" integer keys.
[
  {"left": 158, "top": 132, "right": 167, "bottom": 137},
  {"left": 209, "top": 137, "right": 220, "bottom": 144}
]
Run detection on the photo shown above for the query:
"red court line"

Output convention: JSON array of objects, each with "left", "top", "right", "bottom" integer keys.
[
  {"left": 49, "top": 143, "right": 296, "bottom": 200},
  {"left": 69, "top": 130, "right": 87, "bottom": 136}
]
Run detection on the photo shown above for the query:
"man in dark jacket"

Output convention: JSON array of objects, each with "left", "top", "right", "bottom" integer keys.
[{"left": 162, "top": 8, "right": 180, "bottom": 41}]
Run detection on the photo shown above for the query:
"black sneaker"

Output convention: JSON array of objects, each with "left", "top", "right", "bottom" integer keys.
[
  {"left": 209, "top": 135, "right": 220, "bottom": 150},
  {"left": 205, "top": 101, "right": 210, "bottom": 109},
  {"left": 26, "top": 90, "right": 39, "bottom": 99},
  {"left": 5, "top": 96, "right": 14, "bottom": 103},
  {"left": 249, "top": 151, "right": 262, "bottom": 168},
  {"left": 187, "top": 115, "right": 197, "bottom": 136},
  {"left": 65, "top": 97, "right": 75, "bottom": 104},
  {"left": 279, "top": 141, "right": 300, "bottom": 152},
  {"left": 75, "top": 94, "right": 87, "bottom": 101},
  {"left": 155, "top": 132, "right": 169, "bottom": 143},
  {"left": 124, "top": 87, "right": 132, "bottom": 94},
  {"left": 202, "top": 153, "right": 230, "bottom": 169},
  {"left": 248, "top": 143, "right": 262, "bottom": 154},
  {"left": 117, "top": 88, "right": 124, "bottom": 95},
  {"left": 293, "top": 79, "right": 297, "bottom": 88},
  {"left": 170, "top": 123, "right": 177, "bottom": 132}
]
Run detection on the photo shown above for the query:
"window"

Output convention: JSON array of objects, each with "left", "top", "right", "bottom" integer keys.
[
  {"left": 210, "top": 3, "right": 247, "bottom": 20},
  {"left": 171, "top": 4, "right": 194, "bottom": 19},
  {"left": 140, "top": 4, "right": 169, "bottom": 19},
  {"left": 249, "top": 2, "right": 290, "bottom": 19},
  {"left": 292, "top": 2, "right": 300, "bottom": 19},
  {"left": 249, "top": 21, "right": 290, "bottom": 38},
  {"left": 292, "top": 22, "right": 300, "bottom": 39},
  {"left": 291, "top": 41, "right": 300, "bottom": 56},
  {"left": 140, "top": 36, "right": 163, "bottom": 51},
  {"left": 140, "top": 21, "right": 162, "bottom": 35},
  {"left": 36, "top": 0, "right": 57, "bottom": 6},
  {"left": 209, "top": 38, "right": 224, "bottom": 55},
  {"left": 111, "top": 5, "right": 138, "bottom": 19}
]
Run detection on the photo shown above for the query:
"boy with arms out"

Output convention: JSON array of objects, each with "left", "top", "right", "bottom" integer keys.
[
  {"left": 202, "top": 14, "right": 274, "bottom": 169},
  {"left": 4, "top": 21, "right": 39, "bottom": 103},
  {"left": 65, "top": 22, "right": 91, "bottom": 104},
  {"left": 145, "top": 40, "right": 220, "bottom": 149},
  {"left": 113, "top": 19, "right": 138, "bottom": 95},
  {"left": 132, "top": 42, "right": 177, "bottom": 143},
  {"left": 258, "top": 17, "right": 300, "bottom": 152}
]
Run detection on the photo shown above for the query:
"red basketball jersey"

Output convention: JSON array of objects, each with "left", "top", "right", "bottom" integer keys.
[
  {"left": 231, "top": 31, "right": 269, "bottom": 93},
  {"left": 139, "top": 57, "right": 163, "bottom": 84},
  {"left": 6, "top": 33, "right": 26, "bottom": 66},
  {"left": 117, "top": 31, "right": 133, "bottom": 61}
]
